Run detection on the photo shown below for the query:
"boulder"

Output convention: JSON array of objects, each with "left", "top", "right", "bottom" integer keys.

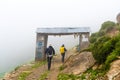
[
  {"left": 62, "top": 52, "right": 96, "bottom": 75},
  {"left": 107, "top": 60, "right": 120, "bottom": 80}
]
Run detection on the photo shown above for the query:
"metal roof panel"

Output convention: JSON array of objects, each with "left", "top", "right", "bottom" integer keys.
[{"left": 36, "top": 27, "right": 90, "bottom": 34}]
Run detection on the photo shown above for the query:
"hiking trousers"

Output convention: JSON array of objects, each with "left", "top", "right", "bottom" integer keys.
[
  {"left": 47, "top": 56, "right": 53, "bottom": 70},
  {"left": 61, "top": 53, "right": 65, "bottom": 63}
]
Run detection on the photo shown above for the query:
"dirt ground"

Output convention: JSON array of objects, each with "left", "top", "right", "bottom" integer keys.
[
  {"left": 26, "top": 55, "right": 62, "bottom": 80},
  {"left": 26, "top": 50, "right": 74, "bottom": 80},
  {"left": 3, "top": 49, "right": 75, "bottom": 80}
]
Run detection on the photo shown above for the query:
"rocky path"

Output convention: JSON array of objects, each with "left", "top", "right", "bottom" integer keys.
[
  {"left": 25, "top": 64, "right": 48, "bottom": 80},
  {"left": 26, "top": 50, "right": 73, "bottom": 80},
  {"left": 3, "top": 50, "right": 74, "bottom": 80},
  {"left": 26, "top": 55, "right": 62, "bottom": 80}
]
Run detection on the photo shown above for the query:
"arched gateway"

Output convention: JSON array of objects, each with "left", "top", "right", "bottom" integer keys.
[{"left": 35, "top": 27, "right": 90, "bottom": 61}]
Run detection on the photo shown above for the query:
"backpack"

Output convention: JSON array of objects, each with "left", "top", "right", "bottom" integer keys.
[
  {"left": 46, "top": 47, "right": 53, "bottom": 57},
  {"left": 60, "top": 47, "right": 65, "bottom": 54}
]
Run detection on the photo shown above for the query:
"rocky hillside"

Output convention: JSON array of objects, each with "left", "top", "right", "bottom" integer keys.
[
  {"left": 1, "top": 48, "right": 99, "bottom": 80},
  {"left": 107, "top": 59, "right": 120, "bottom": 80},
  {"left": 2, "top": 49, "right": 80, "bottom": 80},
  {"left": 2, "top": 45, "right": 120, "bottom": 80},
  {"left": 2, "top": 22, "right": 120, "bottom": 80}
]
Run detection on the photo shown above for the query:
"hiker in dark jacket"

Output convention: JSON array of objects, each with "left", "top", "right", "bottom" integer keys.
[{"left": 45, "top": 44, "right": 55, "bottom": 70}]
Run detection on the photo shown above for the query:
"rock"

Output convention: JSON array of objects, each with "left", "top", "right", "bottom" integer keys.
[
  {"left": 80, "top": 41, "right": 90, "bottom": 50},
  {"left": 92, "top": 64, "right": 99, "bottom": 70},
  {"left": 107, "top": 60, "right": 120, "bottom": 80},
  {"left": 72, "top": 47, "right": 78, "bottom": 52},
  {"left": 62, "top": 52, "right": 96, "bottom": 75}
]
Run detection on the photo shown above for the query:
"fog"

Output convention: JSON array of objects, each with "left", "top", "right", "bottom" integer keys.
[
  {"left": 0, "top": 28, "right": 35, "bottom": 74},
  {"left": 48, "top": 35, "right": 79, "bottom": 53},
  {"left": 0, "top": 0, "right": 120, "bottom": 77},
  {"left": 0, "top": 27, "right": 79, "bottom": 76}
]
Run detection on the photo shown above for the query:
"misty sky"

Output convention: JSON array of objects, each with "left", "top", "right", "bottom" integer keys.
[
  {"left": 0, "top": 0, "right": 120, "bottom": 74},
  {"left": 0, "top": 0, "right": 120, "bottom": 31}
]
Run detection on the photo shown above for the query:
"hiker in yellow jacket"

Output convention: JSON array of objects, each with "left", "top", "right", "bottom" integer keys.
[{"left": 60, "top": 44, "right": 67, "bottom": 63}]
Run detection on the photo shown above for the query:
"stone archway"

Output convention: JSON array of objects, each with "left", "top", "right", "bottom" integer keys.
[{"left": 35, "top": 27, "right": 90, "bottom": 61}]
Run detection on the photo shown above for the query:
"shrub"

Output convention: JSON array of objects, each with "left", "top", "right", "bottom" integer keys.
[
  {"left": 59, "top": 65, "right": 66, "bottom": 71},
  {"left": 57, "top": 73, "right": 81, "bottom": 80},
  {"left": 57, "top": 73, "right": 70, "bottom": 80},
  {"left": 31, "top": 61, "right": 46, "bottom": 69},
  {"left": 105, "top": 39, "right": 120, "bottom": 66},
  {"left": 89, "top": 32, "right": 98, "bottom": 43},
  {"left": 100, "top": 21, "right": 116, "bottom": 31},
  {"left": 38, "top": 71, "right": 49, "bottom": 80},
  {"left": 85, "top": 68, "right": 106, "bottom": 80},
  {"left": 18, "top": 71, "right": 31, "bottom": 80},
  {"left": 105, "top": 26, "right": 115, "bottom": 33},
  {"left": 116, "top": 23, "right": 120, "bottom": 31},
  {"left": 91, "top": 34, "right": 120, "bottom": 69},
  {"left": 98, "top": 30, "right": 105, "bottom": 37},
  {"left": 105, "top": 51, "right": 117, "bottom": 66},
  {"left": 14, "top": 66, "right": 21, "bottom": 71},
  {"left": 92, "top": 36, "right": 112, "bottom": 64},
  {"left": 80, "top": 74, "right": 86, "bottom": 79}
]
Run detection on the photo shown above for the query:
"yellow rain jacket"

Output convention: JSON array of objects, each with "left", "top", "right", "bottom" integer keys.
[{"left": 60, "top": 46, "right": 65, "bottom": 54}]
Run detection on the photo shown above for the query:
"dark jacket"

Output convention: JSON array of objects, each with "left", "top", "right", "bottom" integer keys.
[{"left": 45, "top": 46, "right": 55, "bottom": 56}]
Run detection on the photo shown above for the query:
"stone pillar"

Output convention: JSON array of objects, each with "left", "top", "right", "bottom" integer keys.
[
  {"left": 79, "top": 34, "right": 82, "bottom": 51},
  {"left": 85, "top": 32, "right": 90, "bottom": 42},
  {"left": 35, "top": 33, "right": 48, "bottom": 61},
  {"left": 43, "top": 35, "right": 48, "bottom": 60}
]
